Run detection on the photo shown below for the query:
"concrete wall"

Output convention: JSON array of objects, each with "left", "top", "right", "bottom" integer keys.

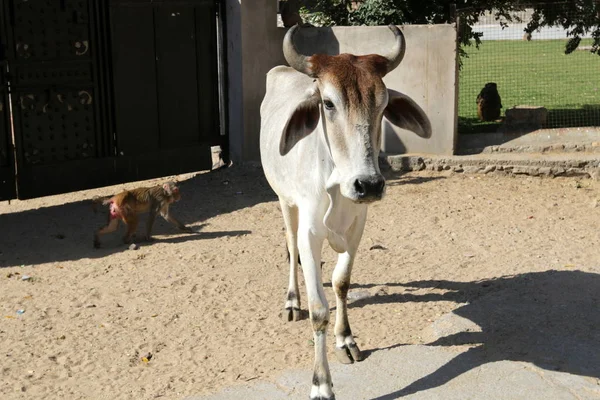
[
  {"left": 226, "top": 2, "right": 458, "bottom": 161},
  {"left": 225, "top": 0, "right": 286, "bottom": 161},
  {"left": 224, "top": 0, "right": 243, "bottom": 161}
]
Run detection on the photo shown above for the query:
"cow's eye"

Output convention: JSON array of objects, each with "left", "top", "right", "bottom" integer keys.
[{"left": 323, "top": 100, "right": 335, "bottom": 110}]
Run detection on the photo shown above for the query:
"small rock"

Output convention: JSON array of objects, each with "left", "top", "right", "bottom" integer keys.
[
  {"left": 512, "top": 166, "right": 530, "bottom": 175},
  {"left": 403, "top": 157, "right": 425, "bottom": 171},
  {"left": 371, "top": 285, "right": 389, "bottom": 297},
  {"left": 527, "top": 168, "right": 540, "bottom": 176},
  {"left": 552, "top": 167, "right": 566, "bottom": 176},
  {"left": 369, "top": 244, "right": 387, "bottom": 251},
  {"left": 21, "top": 275, "right": 31, "bottom": 281},
  {"left": 589, "top": 168, "right": 600, "bottom": 181},
  {"left": 538, "top": 167, "right": 553, "bottom": 176},
  {"left": 566, "top": 168, "right": 586, "bottom": 177},
  {"left": 347, "top": 290, "right": 371, "bottom": 302},
  {"left": 85, "top": 304, "right": 96, "bottom": 309},
  {"left": 482, "top": 165, "right": 496, "bottom": 174},
  {"left": 463, "top": 166, "right": 482, "bottom": 174},
  {"left": 16, "top": 309, "right": 25, "bottom": 315},
  {"left": 141, "top": 352, "right": 153, "bottom": 363},
  {"left": 129, "top": 243, "right": 139, "bottom": 251}
]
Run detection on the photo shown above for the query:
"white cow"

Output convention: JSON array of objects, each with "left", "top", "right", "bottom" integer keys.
[{"left": 260, "top": 25, "right": 431, "bottom": 399}]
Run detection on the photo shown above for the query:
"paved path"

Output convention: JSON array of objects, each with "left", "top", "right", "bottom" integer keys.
[{"left": 186, "top": 344, "right": 600, "bottom": 400}]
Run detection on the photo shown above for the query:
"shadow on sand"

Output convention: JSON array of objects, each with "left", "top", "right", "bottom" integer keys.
[{"left": 0, "top": 165, "right": 274, "bottom": 267}]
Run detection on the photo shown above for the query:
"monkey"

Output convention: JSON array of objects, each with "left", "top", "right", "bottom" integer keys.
[
  {"left": 476, "top": 82, "right": 503, "bottom": 122},
  {"left": 92, "top": 181, "right": 193, "bottom": 248}
]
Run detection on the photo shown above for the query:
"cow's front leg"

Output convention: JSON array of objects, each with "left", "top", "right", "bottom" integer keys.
[
  {"left": 298, "top": 215, "right": 334, "bottom": 400},
  {"left": 332, "top": 207, "right": 367, "bottom": 364},
  {"left": 280, "top": 199, "right": 301, "bottom": 321}
]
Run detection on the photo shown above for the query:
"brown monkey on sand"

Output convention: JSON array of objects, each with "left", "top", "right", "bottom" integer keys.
[
  {"left": 93, "top": 181, "right": 193, "bottom": 248},
  {"left": 476, "top": 82, "right": 503, "bottom": 122}
]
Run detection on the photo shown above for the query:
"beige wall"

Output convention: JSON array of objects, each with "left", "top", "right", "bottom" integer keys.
[
  {"left": 228, "top": 2, "right": 458, "bottom": 161},
  {"left": 238, "top": 1, "right": 286, "bottom": 161}
]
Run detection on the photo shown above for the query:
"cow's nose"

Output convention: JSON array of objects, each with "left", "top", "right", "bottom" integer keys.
[{"left": 354, "top": 175, "right": 385, "bottom": 201}]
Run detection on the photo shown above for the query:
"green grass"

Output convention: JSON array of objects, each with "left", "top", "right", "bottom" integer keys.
[{"left": 458, "top": 38, "right": 600, "bottom": 134}]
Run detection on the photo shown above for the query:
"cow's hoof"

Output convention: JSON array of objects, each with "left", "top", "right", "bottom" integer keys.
[
  {"left": 284, "top": 307, "right": 302, "bottom": 322},
  {"left": 311, "top": 374, "right": 334, "bottom": 399},
  {"left": 310, "top": 392, "right": 335, "bottom": 400},
  {"left": 335, "top": 343, "right": 362, "bottom": 364}
]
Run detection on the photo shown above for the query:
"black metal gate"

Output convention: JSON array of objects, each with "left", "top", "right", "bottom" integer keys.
[
  {"left": 0, "top": 5, "right": 16, "bottom": 201},
  {"left": 0, "top": 0, "right": 225, "bottom": 200}
]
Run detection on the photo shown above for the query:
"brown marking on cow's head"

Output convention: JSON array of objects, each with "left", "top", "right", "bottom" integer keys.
[
  {"left": 308, "top": 53, "right": 388, "bottom": 116},
  {"left": 281, "top": 25, "right": 429, "bottom": 203}
]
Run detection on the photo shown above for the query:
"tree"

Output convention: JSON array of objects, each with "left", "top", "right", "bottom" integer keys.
[{"left": 298, "top": 0, "right": 600, "bottom": 55}]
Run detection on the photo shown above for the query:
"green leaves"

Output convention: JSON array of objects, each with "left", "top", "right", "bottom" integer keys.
[{"left": 298, "top": 0, "right": 600, "bottom": 56}]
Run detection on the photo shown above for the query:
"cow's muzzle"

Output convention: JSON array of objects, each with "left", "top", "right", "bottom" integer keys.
[{"left": 353, "top": 175, "right": 385, "bottom": 203}]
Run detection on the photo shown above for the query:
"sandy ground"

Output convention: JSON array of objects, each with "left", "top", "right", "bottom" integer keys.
[{"left": 0, "top": 165, "right": 599, "bottom": 400}]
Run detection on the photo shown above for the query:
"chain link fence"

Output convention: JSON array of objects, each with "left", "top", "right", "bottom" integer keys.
[{"left": 457, "top": 4, "right": 600, "bottom": 134}]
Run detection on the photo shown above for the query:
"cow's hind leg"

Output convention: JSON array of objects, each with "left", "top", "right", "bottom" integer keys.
[
  {"left": 332, "top": 206, "right": 367, "bottom": 364},
  {"left": 280, "top": 199, "right": 301, "bottom": 322}
]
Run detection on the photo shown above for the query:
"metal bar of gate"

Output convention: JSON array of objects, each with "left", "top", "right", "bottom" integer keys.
[{"left": 0, "top": 0, "right": 17, "bottom": 200}]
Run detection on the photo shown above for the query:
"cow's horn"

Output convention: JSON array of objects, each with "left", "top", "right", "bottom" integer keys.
[
  {"left": 283, "top": 24, "right": 312, "bottom": 75},
  {"left": 383, "top": 25, "right": 406, "bottom": 74}
]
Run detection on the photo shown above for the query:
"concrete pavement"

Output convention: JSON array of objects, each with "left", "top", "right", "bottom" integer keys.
[{"left": 186, "top": 344, "right": 600, "bottom": 400}]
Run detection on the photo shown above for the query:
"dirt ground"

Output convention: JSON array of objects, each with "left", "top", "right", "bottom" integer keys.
[{"left": 0, "top": 165, "right": 599, "bottom": 400}]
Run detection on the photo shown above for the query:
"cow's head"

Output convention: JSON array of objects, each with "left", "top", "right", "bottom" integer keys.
[{"left": 281, "top": 25, "right": 430, "bottom": 204}]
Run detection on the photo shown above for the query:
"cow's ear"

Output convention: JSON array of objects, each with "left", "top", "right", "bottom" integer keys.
[
  {"left": 280, "top": 91, "right": 321, "bottom": 156},
  {"left": 384, "top": 89, "right": 432, "bottom": 139}
]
